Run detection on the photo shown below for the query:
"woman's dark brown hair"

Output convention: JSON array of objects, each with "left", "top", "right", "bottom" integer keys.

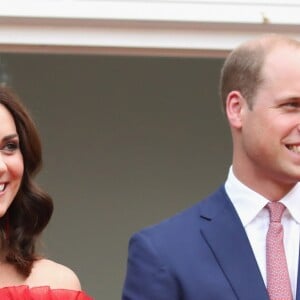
[{"left": 0, "top": 86, "right": 53, "bottom": 277}]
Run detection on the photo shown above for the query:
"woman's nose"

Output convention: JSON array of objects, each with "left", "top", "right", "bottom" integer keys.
[{"left": 0, "top": 154, "right": 8, "bottom": 174}]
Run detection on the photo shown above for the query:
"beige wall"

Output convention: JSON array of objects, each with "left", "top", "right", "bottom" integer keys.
[{"left": 0, "top": 53, "right": 230, "bottom": 298}]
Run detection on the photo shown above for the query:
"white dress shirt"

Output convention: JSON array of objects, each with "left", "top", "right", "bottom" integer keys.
[{"left": 225, "top": 167, "right": 300, "bottom": 299}]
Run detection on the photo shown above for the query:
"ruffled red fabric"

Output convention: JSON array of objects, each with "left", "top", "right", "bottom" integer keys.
[{"left": 0, "top": 285, "right": 93, "bottom": 299}]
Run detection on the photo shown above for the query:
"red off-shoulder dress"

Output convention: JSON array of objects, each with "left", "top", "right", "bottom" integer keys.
[{"left": 0, "top": 285, "right": 93, "bottom": 299}]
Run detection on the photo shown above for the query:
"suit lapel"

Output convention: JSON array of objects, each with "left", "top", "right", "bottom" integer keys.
[{"left": 199, "top": 187, "right": 269, "bottom": 300}]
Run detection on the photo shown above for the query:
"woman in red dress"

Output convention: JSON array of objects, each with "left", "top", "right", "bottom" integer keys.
[{"left": 0, "top": 87, "right": 93, "bottom": 299}]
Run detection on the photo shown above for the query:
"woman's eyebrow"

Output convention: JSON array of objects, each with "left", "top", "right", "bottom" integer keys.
[{"left": 2, "top": 133, "right": 19, "bottom": 142}]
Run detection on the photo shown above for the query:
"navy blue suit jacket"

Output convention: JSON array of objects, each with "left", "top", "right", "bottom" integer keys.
[{"left": 122, "top": 186, "right": 300, "bottom": 300}]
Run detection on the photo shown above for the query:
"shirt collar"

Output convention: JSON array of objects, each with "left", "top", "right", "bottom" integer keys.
[
  {"left": 281, "top": 184, "right": 300, "bottom": 224},
  {"left": 225, "top": 167, "right": 300, "bottom": 226}
]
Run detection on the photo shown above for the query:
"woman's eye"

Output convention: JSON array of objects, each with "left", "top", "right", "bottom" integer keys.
[{"left": 2, "top": 142, "right": 19, "bottom": 153}]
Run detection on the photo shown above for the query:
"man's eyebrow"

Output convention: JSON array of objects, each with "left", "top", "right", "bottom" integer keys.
[{"left": 276, "top": 96, "right": 300, "bottom": 102}]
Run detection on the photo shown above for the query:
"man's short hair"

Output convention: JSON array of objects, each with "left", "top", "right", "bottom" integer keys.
[{"left": 219, "top": 34, "right": 300, "bottom": 111}]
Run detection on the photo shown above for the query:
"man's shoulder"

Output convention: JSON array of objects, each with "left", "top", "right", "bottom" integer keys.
[{"left": 133, "top": 185, "right": 227, "bottom": 243}]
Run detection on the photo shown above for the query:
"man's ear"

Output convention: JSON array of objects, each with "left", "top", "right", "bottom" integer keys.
[{"left": 226, "top": 91, "right": 246, "bottom": 129}]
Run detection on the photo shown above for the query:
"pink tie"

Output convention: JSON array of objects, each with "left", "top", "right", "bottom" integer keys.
[{"left": 266, "top": 202, "right": 292, "bottom": 300}]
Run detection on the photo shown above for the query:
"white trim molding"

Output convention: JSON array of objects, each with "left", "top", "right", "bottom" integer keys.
[{"left": 0, "top": 0, "right": 300, "bottom": 57}]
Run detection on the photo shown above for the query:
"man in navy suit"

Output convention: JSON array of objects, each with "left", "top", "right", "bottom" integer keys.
[{"left": 122, "top": 34, "right": 300, "bottom": 300}]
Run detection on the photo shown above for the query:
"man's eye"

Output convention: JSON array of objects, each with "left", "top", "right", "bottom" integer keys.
[{"left": 286, "top": 101, "right": 300, "bottom": 107}]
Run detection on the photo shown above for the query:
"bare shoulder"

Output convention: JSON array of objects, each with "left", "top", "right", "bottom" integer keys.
[{"left": 26, "top": 258, "right": 81, "bottom": 290}]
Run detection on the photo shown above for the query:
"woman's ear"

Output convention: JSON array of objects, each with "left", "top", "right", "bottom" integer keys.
[{"left": 226, "top": 91, "right": 246, "bottom": 129}]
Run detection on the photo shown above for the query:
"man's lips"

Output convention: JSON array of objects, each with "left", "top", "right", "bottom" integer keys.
[{"left": 286, "top": 144, "right": 300, "bottom": 153}]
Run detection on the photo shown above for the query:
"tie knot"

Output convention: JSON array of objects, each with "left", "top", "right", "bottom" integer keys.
[{"left": 267, "top": 202, "right": 286, "bottom": 222}]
